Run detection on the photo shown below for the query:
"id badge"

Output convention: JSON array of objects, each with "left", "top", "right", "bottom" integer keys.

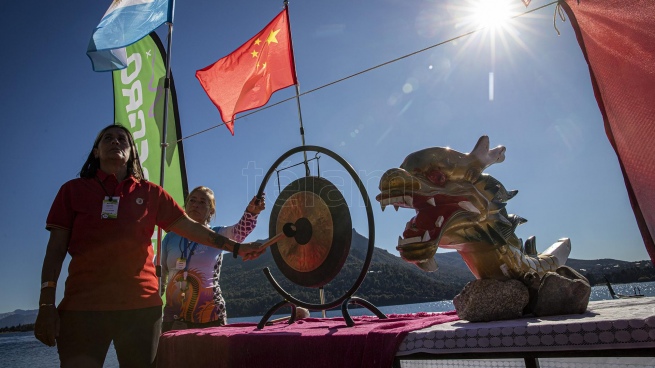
[
  {"left": 176, "top": 258, "right": 187, "bottom": 270},
  {"left": 101, "top": 196, "right": 119, "bottom": 219}
]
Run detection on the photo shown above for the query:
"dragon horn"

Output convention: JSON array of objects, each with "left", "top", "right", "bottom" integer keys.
[{"left": 470, "top": 136, "right": 506, "bottom": 169}]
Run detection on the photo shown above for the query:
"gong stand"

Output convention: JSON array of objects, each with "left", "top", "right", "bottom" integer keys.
[{"left": 255, "top": 145, "right": 385, "bottom": 329}]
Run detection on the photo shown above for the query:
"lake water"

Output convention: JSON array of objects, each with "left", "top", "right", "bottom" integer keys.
[{"left": 1, "top": 281, "right": 653, "bottom": 368}]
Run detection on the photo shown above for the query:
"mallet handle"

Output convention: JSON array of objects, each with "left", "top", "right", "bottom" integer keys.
[
  {"left": 259, "top": 231, "right": 288, "bottom": 250},
  {"left": 259, "top": 222, "right": 298, "bottom": 249}
]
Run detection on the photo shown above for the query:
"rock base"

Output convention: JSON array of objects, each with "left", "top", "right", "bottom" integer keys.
[
  {"left": 454, "top": 266, "right": 591, "bottom": 322},
  {"left": 453, "top": 279, "right": 528, "bottom": 322}
]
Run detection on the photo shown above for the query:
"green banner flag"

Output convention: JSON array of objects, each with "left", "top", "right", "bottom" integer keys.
[{"left": 112, "top": 32, "right": 189, "bottom": 244}]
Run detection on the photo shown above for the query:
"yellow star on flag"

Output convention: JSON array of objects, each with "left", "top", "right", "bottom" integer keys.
[{"left": 266, "top": 30, "right": 280, "bottom": 45}]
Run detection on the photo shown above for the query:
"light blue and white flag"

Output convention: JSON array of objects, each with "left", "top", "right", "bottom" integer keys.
[{"left": 87, "top": 0, "right": 173, "bottom": 72}]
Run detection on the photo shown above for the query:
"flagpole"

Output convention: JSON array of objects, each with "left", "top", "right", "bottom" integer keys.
[
  {"left": 284, "top": 1, "right": 310, "bottom": 177},
  {"left": 285, "top": 1, "right": 326, "bottom": 314},
  {"left": 156, "top": 1, "right": 176, "bottom": 292}
]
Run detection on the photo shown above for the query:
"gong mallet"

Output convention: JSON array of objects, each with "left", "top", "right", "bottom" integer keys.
[
  {"left": 258, "top": 218, "right": 313, "bottom": 250},
  {"left": 265, "top": 306, "right": 311, "bottom": 325}
]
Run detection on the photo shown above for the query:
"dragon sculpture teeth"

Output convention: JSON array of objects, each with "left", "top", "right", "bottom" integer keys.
[{"left": 376, "top": 136, "right": 571, "bottom": 280}]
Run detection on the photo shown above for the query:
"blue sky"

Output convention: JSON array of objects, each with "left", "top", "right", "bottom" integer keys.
[{"left": 0, "top": 0, "right": 648, "bottom": 313}]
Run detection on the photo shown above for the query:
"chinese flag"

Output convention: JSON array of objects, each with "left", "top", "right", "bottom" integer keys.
[{"left": 196, "top": 9, "right": 297, "bottom": 135}]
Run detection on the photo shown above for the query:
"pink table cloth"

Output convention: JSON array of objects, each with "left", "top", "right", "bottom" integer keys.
[{"left": 157, "top": 311, "right": 459, "bottom": 368}]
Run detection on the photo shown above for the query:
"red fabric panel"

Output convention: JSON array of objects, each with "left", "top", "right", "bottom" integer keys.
[
  {"left": 561, "top": 0, "right": 655, "bottom": 265},
  {"left": 156, "top": 312, "right": 459, "bottom": 368}
]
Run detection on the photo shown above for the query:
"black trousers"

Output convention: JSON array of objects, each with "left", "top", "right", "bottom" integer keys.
[{"left": 57, "top": 306, "right": 162, "bottom": 368}]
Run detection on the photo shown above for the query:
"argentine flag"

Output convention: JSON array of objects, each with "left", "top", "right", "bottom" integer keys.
[{"left": 87, "top": 0, "right": 172, "bottom": 72}]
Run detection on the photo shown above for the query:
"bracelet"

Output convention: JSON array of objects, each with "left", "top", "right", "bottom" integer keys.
[
  {"left": 39, "top": 303, "right": 55, "bottom": 308},
  {"left": 232, "top": 243, "right": 240, "bottom": 258},
  {"left": 41, "top": 281, "right": 56, "bottom": 290}
]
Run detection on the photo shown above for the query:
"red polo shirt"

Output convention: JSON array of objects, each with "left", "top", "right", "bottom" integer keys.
[{"left": 46, "top": 170, "right": 185, "bottom": 311}]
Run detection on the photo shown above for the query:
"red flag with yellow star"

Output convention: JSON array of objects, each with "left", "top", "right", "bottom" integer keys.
[{"left": 196, "top": 9, "right": 297, "bottom": 135}]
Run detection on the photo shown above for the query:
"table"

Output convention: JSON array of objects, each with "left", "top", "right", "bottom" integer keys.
[
  {"left": 156, "top": 310, "right": 459, "bottom": 368},
  {"left": 395, "top": 297, "right": 655, "bottom": 368}
]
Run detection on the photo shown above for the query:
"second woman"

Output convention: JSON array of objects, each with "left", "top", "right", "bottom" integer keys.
[{"left": 161, "top": 187, "right": 265, "bottom": 331}]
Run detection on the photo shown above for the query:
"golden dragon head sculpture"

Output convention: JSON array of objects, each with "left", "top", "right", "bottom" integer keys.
[{"left": 376, "top": 136, "right": 570, "bottom": 280}]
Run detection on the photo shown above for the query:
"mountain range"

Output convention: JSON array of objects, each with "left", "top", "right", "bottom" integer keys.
[
  {"left": 219, "top": 229, "right": 654, "bottom": 317},
  {"left": 2, "top": 229, "right": 653, "bottom": 328}
]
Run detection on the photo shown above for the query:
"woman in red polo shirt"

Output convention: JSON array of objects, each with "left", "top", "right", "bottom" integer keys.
[{"left": 33, "top": 124, "right": 264, "bottom": 368}]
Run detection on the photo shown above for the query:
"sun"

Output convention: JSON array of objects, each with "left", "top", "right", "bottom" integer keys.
[
  {"left": 469, "top": 0, "right": 514, "bottom": 30},
  {"left": 449, "top": 0, "right": 527, "bottom": 58},
  {"left": 444, "top": 0, "right": 530, "bottom": 101}
]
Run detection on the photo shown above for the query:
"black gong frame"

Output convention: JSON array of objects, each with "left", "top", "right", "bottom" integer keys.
[{"left": 255, "top": 145, "right": 385, "bottom": 329}]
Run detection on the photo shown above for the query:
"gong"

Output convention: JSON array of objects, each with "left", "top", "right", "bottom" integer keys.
[
  {"left": 269, "top": 176, "right": 352, "bottom": 288},
  {"left": 255, "top": 145, "right": 381, "bottom": 328}
]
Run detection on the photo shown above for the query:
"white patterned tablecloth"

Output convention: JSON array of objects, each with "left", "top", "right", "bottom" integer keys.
[{"left": 397, "top": 297, "right": 655, "bottom": 356}]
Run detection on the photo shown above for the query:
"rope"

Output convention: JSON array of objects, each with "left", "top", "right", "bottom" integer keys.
[
  {"left": 553, "top": 1, "right": 568, "bottom": 36},
  {"left": 178, "top": 1, "right": 560, "bottom": 143}
]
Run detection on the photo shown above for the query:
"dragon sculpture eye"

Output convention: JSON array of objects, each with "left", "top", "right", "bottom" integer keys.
[{"left": 426, "top": 170, "right": 446, "bottom": 186}]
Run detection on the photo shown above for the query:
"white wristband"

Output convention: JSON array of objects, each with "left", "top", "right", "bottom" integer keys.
[{"left": 41, "top": 281, "right": 56, "bottom": 290}]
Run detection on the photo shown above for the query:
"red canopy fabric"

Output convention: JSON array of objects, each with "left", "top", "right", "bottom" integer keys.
[
  {"left": 156, "top": 312, "right": 459, "bottom": 368},
  {"left": 561, "top": 0, "right": 655, "bottom": 265}
]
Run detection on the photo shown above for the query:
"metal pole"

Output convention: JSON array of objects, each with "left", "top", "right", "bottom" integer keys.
[
  {"left": 286, "top": 1, "right": 322, "bottom": 310},
  {"left": 320, "top": 287, "right": 326, "bottom": 318},
  {"left": 284, "top": 1, "right": 310, "bottom": 176},
  {"left": 156, "top": 6, "right": 175, "bottom": 293}
]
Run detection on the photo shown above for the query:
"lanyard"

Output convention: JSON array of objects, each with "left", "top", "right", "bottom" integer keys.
[
  {"left": 175, "top": 238, "right": 198, "bottom": 309},
  {"left": 96, "top": 176, "right": 116, "bottom": 200},
  {"left": 178, "top": 238, "right": 198, "bottom": 272}
]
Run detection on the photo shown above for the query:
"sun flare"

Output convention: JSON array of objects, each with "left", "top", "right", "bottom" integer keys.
[
  {"left": 444, "top": 0, "right": 531, "bottom": 102},
  {"left": 470, "top": 0, "right": 514, "bottom": 30}
]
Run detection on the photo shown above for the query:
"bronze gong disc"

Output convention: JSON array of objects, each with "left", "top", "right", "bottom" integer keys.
[{"left": 269, "top": 176, "right": 352, "bottom": 288}]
